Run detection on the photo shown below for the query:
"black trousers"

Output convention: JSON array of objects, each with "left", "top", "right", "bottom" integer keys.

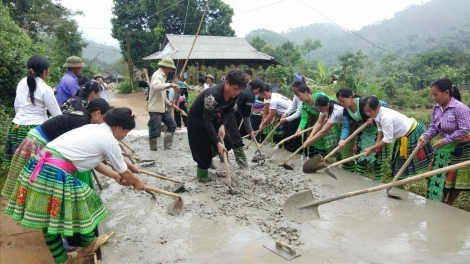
[
  {"left": 175, "top": 101, "right": 188, "bottom": 128},
  {"left": 285, "top": 116, "right": 301, "bottom": 152},
  {"left": 188, "top": 112, "right": 243, "bottom": 169},
  {"left": 234, "top": 111, "right": 248, "bottom": 137}
]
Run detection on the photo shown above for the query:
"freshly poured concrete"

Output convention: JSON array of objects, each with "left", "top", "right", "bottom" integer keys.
[{"left": 97, "top": 132, "right": 470, "bottom": 263}]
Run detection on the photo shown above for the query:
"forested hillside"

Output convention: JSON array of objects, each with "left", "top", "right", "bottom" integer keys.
[{"left": 246, "top": 0, "right": 470, "bottom": 63}]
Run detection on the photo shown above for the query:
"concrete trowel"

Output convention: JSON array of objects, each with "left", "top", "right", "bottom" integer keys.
[{"left": 263, "top": 241, "right": 300, "bottom": 261}]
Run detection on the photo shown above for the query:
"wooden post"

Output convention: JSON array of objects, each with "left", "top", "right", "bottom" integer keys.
[{"left": 126, "top": 34, "right": 134, "bottom": 92}]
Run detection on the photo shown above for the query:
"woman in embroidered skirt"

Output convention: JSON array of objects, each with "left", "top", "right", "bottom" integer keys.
[
  {"left": 336, "top": 88, "right": 384, "bottom": 180},
  {"left": 419, "top": 79, "right": 470, "bottom": 205},
  {"left": 295, "top": 84, "right": 339, "bottom": 158},
  {"left": 5, "top": 107, "right": 145, "bottom": 264},
  {"left": 3, "top": 55, "right": 61, "bottom": 170},
  {"left": 1, "top": 98, "right": 112, "bottom": 198},
  {"left": 302, "top": 95, "right": 343, "bottom": 166},
  {"left": 362, "top": 96, "right": 434, "bottom": 179}
]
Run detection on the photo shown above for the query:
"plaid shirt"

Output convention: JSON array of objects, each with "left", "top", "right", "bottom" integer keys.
[{"left": 422, "top": 97, "right": 470, "bottom": 144}]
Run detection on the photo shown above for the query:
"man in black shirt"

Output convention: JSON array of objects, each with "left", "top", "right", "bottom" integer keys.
[
  {"left": 235, "top": 78, "right": 265, "bottom": 138},
  {"left": 187, "top": 69, "right": 248, "bottom": 182}
]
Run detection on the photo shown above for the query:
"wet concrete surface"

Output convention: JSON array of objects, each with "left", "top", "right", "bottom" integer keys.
[{"left": 96, "top": 132, "right": 470, "bottom": 263}]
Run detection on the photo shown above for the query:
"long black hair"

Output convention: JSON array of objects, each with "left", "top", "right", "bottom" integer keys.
[
  {"left": 430, "top": 78, "right": 461, "bottom": 102},
  {"left": 76, "top": 80, "right": 102, "bottom": 99},
  {"left": 85, "top": 98, "right": 112, "bottom": 117},
  {"left": 315, "top": 95, "right": 341, "bottom": 117},
  {"left": 104, "top": 107, "right": 136, "bottom": 130},
  {"left": 360, "top": 96, "right": 381, "bottom": 110},
  {"left": 335, "top": 87, "right": 361, "bottom": 99},
  {"left": 295, "top": 84, "right": 311, "bottom": 94},
  {"left": 26, "top": 55, "right": 50, "bottom": 105}
]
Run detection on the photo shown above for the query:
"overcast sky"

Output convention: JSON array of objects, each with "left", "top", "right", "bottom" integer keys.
[{"left": 62, "top": 0, "right": 431, "bottom": 47}]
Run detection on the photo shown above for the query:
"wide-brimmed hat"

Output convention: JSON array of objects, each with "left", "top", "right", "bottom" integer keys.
[
  {"left": 63, "top": 56, "right": 85, "bottom": 68},
  {"left": 206, "top": 74, "right": 214, "bottom": 80},
  {"left": 176, "top": 81, "right": 186, "bottom": 88},
  {"left": 94, "top": 73, "right": 103, "bottom": 79},
  {"left": 158, "top": 58, "right": 176, "bottom": 69}
]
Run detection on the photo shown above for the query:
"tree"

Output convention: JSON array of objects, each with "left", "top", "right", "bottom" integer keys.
[
  {"left": 0, "top": 3, "right": 44, "bottom": 106},
  {"left": 382, "top": 78, "right": 397, "bottom": 99},
  {"left": 300, "top": 38, "right": 322, "bottom": 64},
  {"left": 274, "top": 41, "right": 303, "bottom": 66},
  {"left": 2, "top": 0, "right": 83, "bottom": 41},
  {"left": 337, "top": 50, "right": 367, "bottom": 74},
  {"left": 250, "top": 36, "right": 267, "bottom": 51}
]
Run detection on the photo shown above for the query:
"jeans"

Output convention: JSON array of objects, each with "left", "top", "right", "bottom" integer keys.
[{"left": 148, "top": 111, "right": 176, "bottom": 139}]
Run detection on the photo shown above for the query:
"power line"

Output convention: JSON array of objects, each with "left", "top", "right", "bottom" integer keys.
[
  {"left": 296, "top": 0, "right": 409, "bottom": 62},
  {"left": 148, "top": 0, "right": 185, "bottom": 18},
  {"left": 234, "top": 0, "right": 287, "bottom": 16}
]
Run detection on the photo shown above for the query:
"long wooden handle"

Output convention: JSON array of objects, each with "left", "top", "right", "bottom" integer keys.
[
  {"left": 275, "top": 127, "right": 314, "bottom": 147},
  {"left": 140, "top": 169, "right": 181, "bottom": 183},
  {"left": 219, "top": 136, "right": 232, "bottom": 187},
  {"left": 144, "top": 185, "right": 181, "bottom": 198},
  {"left": 326, "top": 153, "right": 364, "bottom": 169},
  {"left": 284, "top": 146, "right": 304, "bottom": 163},
  {"left": 303, "top": 160, "right": 470, "bottom": 208},
  {"left": 91, "top": 169, "right": 103, "bottom": 190},
  {"left": 120, "top": 140, "right": 135, "bottom": 153},
  {"left": 242, "top": 130, "right": 259, "bottom": 139},
  {"left": 259, "top": 122, "right": 282, "bottom": 148},
  {"left": 323, "top": 122, "right": 369, "bottom": 161},
  {"left": 389, "top": 141, "right": 424, "bottom": 183},
  {"left": 238, "top": 119, "right": 244, "bottom": 130}
]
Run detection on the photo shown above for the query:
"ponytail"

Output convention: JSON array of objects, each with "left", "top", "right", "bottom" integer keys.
[
  {"left": 316, "top": 95, "right": 340, "bottom": 117},
  {"left": 26, "top": 55, "right": 50, "bottom": 105},
  {"left": 430, "top": 78, "right": 461, "bottom": 102},
  {"left": 77, "top": 81, "right": 101, "bottom": 100}
]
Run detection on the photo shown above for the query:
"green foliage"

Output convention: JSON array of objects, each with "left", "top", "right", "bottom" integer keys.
[
  {"left": 117, "top": 78, "right": 139, "bottom": 94},
  {"left": 337, "top": 50, "right": 367, "bottom": 74},
  {"left": 300, "top": 38, "right": 322, "bottom": 64},
  {"left": 0, "top": 3, "right": 44, "bottom": 107},
  {"left": 0, "top": 104, "right": 13, "bottom": 180},
  {"left": 381, "top": 78, "right": 396, "bottom": 99},
  {"left": 250, "top": 36, "right": 267, "bottom": 51},
  {"left": 245, "top": 29, "right": 289, "bottom": 47}
]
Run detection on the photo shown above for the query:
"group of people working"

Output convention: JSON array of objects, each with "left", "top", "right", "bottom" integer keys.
[{"left": 2, "top": 56, "right": 469, "bottom": 263}]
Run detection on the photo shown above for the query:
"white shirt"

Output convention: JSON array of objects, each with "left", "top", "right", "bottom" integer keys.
[
  {"left": 320, "top": 104, "right": 344, "bottom": 123},
  {"left": 375, "top": 106, "right": 413, "bottom": 143},
  {"left": 47, "top": 123, "right": 127, "bottom": 173},
  {"left": 13, "top": 77, "right": 61, "bottom": 125},
  {"left": 99, "top": 84, "right": 108, "bottom": 101},
  {"left": 266, "top": 93, "right": 291, "bottom": 114},
  {"left": 285, "top": 95, "right": 303, "bottom": 122}
]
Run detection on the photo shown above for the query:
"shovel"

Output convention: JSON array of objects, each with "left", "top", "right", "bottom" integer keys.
[
  {"left": 219, "top": 136, "right": 237, "bottom": 194},
  {"left": 139, "top": 169, "right": 187, "bottom": 193},
  {"left": 304, "top": 122, "right": 369, "bottom": 172},
  {"left": 259, "top": 122, "right": 282, "bottom": 149},
  {"left": 251, "top": 133, "right": 266, "bottom": 163},
  {"left": 321, "top": 153, "right": 365, "bottom": 179},
  {"left": 268, "top": 127, "right": 314, "bottom": 158},
  {"left": 242, "top": 130, "right": 259, "bottom": 139},
  {"left": 386, "top": 141, "right": 425, "bottom": 199},
  {"left": 283, "top": 160, "right": 470, "bottom": 223},
  {"left": 281, "top": 146, "right": 304, "bottom": 170},
  {"left": 238, "top": 119, "right": 244, "bottom": 130},
  {"left": 144, "top": 185, "right": 184, "bottom": 215}
]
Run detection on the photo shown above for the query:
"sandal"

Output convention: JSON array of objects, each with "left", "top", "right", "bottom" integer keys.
[
  {"left": 89, "top": 232, "right": 115, "bottom": 256},
  {"left": 62, "top": 251, "right": 78, "bottom": 264}
]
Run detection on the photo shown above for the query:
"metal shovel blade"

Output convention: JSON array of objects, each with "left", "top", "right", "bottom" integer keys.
[
  {"left": 167, "top": 198, "right": 184, "bottom": 215},
  {"left": 282, "top": 163, "right": 294, "bottom": 170},
  {"left": 263, "top": 241, "right": 300, "bottom": 261},
  {"left": 302, "top": 155, "right": 322, "bottom": 173},
  {"left": 323, "top": 167, "right": 338, "bottom": 180},
  {"left": 283, "top": 190, "right": 320, "bottom": 223},
  {"left": 385, "top": 187, "right": 402, "bottom": 200}
]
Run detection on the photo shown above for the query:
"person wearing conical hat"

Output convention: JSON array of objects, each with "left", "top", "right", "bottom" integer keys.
[
  {"left": 148, "top": 58, "right": 183, "bottom": 151},
  {"left": 55, "top": 56, "right": 85, "bottom": 106}
]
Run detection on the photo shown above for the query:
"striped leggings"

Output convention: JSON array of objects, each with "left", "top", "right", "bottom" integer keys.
[{"left": 43, "top": 229, "right": 95, "bottom": 263}]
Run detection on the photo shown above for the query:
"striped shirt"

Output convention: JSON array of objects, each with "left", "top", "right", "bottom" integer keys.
[
  {"left": 47, "top": 123, "right": 127, "bottom": 173},
  {"left": 422, "top": 97, "right": 470, "bottom": 144}
]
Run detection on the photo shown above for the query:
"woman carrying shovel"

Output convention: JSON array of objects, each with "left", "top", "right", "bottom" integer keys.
[
  {"left": 5, "top": 107, "right": 145, "bottom": 264},
  {"left": 295, "top": 84, "right": 339, "bottom": 158},
  {"left": 419, "top": 78, "right": 470, "bottom": 205},
  {"left": 362, "top": 96, "right": 434, "bottom": 181},
  {"left": 336, "top": 88, "right": 385, "bottom": 180}
]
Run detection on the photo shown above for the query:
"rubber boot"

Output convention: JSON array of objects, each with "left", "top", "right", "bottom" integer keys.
[
  {"left": 233, "top": 147, "right": 248, "bottom": 169},
  {"left": 149, "top": 138, "right": 157, "bottom": 151},
  {"left": 163, "top": 132, "right": 174, "bottom": 149},
  {"left": 161, "top": 123, "right": 168, "bottom": 133},
  {"left": 197, "top": 167, "right": 209, "bottom": 183}
]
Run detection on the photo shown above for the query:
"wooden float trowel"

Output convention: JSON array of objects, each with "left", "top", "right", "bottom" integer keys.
[{"left": 263, "top": 241, "right": 300, "bottom": 261}]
